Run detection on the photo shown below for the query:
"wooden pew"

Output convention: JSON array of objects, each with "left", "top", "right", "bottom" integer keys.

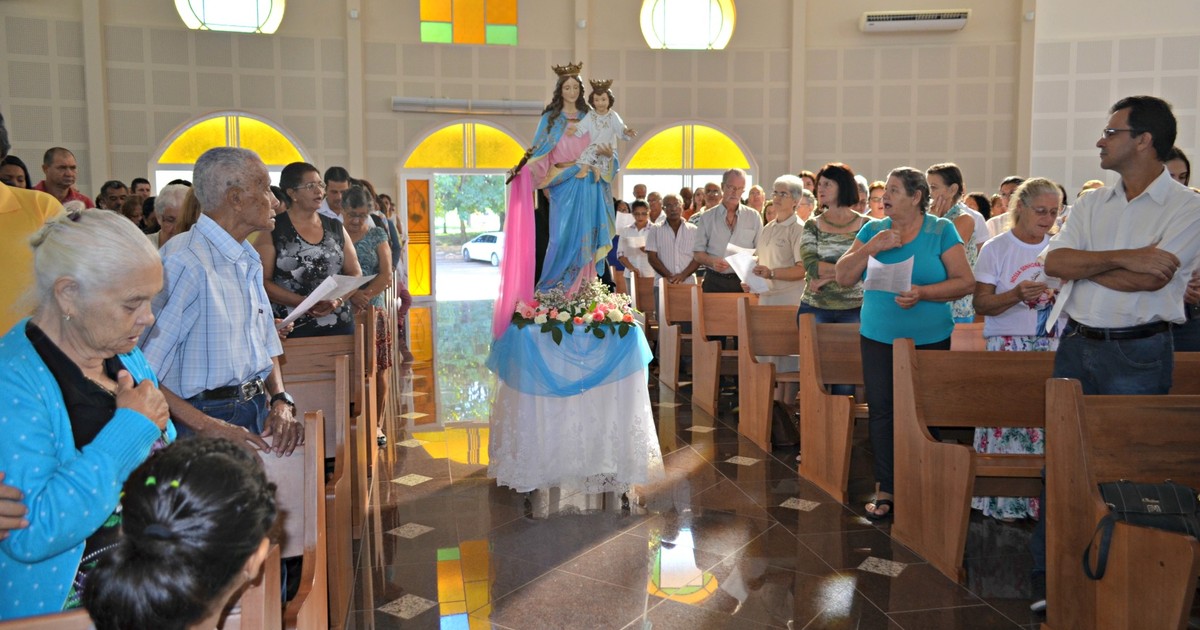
[
  {"left": 691, "top": 291, "right": 758, "bottom": 415},
  {"left": 262, "top": 411, "right": 328, "bottom": 630},
  {"left": 891, "top": 343, "right": 1200, "bottom": 584},
  {"left": 281, "top": 349, "right": 353, "bottom": 630},
  {"left": 629, "top": 270, "right": 658, "bottom": 346},
  {"left": 950, "top": 321, "right": 986, "bottom": 351},
  {"left": 891, "top": 339, "right": 1054, "bottom": 583},
  {"left": 1044, "top": 378, "right": 1200, "bottom": 630},
  {"left": 355, "top": 312, "right": 377, "bottom": 494},
  {"left": 220, "top": 543, "right": 283, "bottom": 630},
  {"left": 796, "top": 314, "right": 865, "bottom": 503},
  {"left": 736, "top": 299, "right": 799, "bottom": 451},
  {"left": 657, "top": 282, "right": 696, "bottom": 390}
]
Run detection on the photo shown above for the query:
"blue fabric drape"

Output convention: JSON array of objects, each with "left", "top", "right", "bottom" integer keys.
[{"left": 487, "top": 323, "right": 651, "bottom": 397}]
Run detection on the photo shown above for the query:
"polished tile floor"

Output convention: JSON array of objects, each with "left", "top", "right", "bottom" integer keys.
[{"left": 348, "top": 301, "right": 1045, "bottom": 629}]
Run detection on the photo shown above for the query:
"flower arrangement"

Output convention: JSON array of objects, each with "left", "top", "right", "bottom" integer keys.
[{"left": 512, "top": 280, "right": 639, "bottom": 344}]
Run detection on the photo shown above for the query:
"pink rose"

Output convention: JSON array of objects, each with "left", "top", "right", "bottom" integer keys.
[
  {"left": 622, "top": 313, "right": 634, "bottom": 323},
  {"left": 592, "top": 312, "right": 605, "bottom": 322},
  {"left": 549, "top": 308, "right": 559, "bottom": 319},
  {"left": 573, "top": 316, "right": 584, "bottom": 325}
]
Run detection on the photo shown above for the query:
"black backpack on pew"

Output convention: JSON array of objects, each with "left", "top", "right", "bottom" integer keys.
[{"left": 1083, "top": 480, "right": 1200, "bottom": 580}]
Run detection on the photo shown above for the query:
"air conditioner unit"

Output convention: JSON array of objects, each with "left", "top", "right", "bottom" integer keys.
[{"left": 859, "top": 9, "right": 970, "bottom": 33}]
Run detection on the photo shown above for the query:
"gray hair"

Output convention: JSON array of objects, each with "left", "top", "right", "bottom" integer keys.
[
  {"left": 29, "top": 208, "right": 160, "bottom": 307},
  {"left": 721, "top": 168, "right": 748, "bottom": 187},
  {"left": 341, "top": 185, "right": 373, "bottom": 212},
  {"left": 798, "top": 189, "right": 817, "bottom": 208},
  {"left": 1010, "top": 177, "right": 1062, "bottom": 227},
  {"left": 887, "top": 167, "right": 931, "bottom": 212},
  {"left": 193, "top": 147, "right": 260, "bottom": 213},
  {"left": 154, "top": 184, "right": 189, "bottom": 217},
  {"left": 773, "top": 174, "right": 805, "bottom": 201}
]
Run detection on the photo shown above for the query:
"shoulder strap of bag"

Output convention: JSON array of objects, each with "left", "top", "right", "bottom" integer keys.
[{"left": 1083, "top": 513, "right": 1116, "bottom": 580}]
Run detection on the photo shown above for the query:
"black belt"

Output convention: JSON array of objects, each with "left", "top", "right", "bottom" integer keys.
[
  {"left": 192, "top": 378, "right": 266, "bottom": 402},
  {"left": 1068, "top": 319, "right": 1171, "bottom": 341},
  {"left": 706, "top": 270, "right": 739, "bottom": 278}
]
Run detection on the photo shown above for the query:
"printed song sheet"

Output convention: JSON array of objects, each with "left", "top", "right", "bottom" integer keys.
[
  {"left": 863, "top": 255, "right": 913, "bottom": 294},
  {"left": 277, "top": 273, "right": 377, "bottom": 328}
]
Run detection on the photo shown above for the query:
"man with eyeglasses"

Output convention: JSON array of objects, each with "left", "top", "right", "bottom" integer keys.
[
  {"left": 692, "top": 168, "right": 761, "bottom": 293},
  {"left": 1032, "top": 95, "right": 1200, "bottom": 614}
]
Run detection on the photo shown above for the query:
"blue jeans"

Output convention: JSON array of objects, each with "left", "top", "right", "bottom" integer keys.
[
  {"left": 798, "top": 305, "right": 861, "bottom": 395},
  {"left": 1171, "top": 308, "right": 1200, "bottom": 351},
  {"left": 177, "top": 392, "right": 269, "bottom": 438},
  {"left": 1052, "top": 326, "right": 1173, "bottom": 395}
]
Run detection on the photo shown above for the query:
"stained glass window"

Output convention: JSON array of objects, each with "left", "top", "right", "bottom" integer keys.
[
  {"left": 175, "top": 0, "right": 285, "bottom": 34},
  {"left": 623, "top": 123, "right": 752, "bottom": 199},
  {"left": 154, "top": 113, "right": 305, "bottom": 190},
  {"left": 403, "top": 123, "right": 524, "bottom": 169},
  {"left": 420, "top": 0, "right": 518, "bottom": 46},
  {"left": 639, "top": 0, "right": 735, "bottom": 50}
]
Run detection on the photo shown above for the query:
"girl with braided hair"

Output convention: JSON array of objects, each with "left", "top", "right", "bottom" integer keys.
[{"left": 83, "top": 437, "right": 277, "bottom": 630}]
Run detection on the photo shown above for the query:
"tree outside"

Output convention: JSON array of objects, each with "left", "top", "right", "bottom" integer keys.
[{"left": 433, "top": 173, "right": 506, "bottom": 238}]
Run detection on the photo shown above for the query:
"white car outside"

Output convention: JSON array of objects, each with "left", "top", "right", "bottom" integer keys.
[{"left": 461, "top": 232, "right": 504, "bottom": 266}]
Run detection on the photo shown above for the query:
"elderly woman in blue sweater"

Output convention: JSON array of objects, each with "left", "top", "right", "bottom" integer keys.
[{"left": 0, "top": 209, "right": 172, "bottom": 620}]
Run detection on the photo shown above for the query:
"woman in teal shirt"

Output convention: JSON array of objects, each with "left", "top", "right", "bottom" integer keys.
[{"left": 835, "top": 167, "right": 974, "bottom": 520}]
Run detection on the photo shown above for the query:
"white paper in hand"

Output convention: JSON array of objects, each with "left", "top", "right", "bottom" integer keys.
[
  {"left": 277, "top": 273, "right": 377, "bottom": 328},
  {"left": 726, "top": 251, "right": 770, "bottom": 293},
  {"left": 863, "top": 255, "right": 913, "bottom": 293}
]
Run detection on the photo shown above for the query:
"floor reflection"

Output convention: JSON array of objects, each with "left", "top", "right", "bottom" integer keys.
[{"left": 352, "top": 301, "right": 1038, "bottom": 629}]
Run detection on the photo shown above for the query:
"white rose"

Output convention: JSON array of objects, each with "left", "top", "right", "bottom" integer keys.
[
  {"left": 534, "top": 314, "right": 548, "bottom": 325},
  {"left": 556, "top": 311, "right": 571, "bottom": 322},
  {"left": 607, "top": 309, "right": 623, "bottom": 322}
]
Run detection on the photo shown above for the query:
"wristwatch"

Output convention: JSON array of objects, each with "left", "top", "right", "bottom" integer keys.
[{"left": 270, "top": 391, "right": 296, "bottom": 412}]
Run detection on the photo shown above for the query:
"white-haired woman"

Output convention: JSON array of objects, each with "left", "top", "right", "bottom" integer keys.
[
  {"left": 0, "top": 209, "right": 172, "bottom": 620},
  {"left": 149, "top": 183, "right": 190, "bottom": 248},
  {"left": 970, "top": 177, "right": 1064, "bottom": 521}
]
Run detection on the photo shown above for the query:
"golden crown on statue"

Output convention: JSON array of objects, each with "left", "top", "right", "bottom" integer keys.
[
  {"left": 588, "top": 78, "right": 613, "bottom": 92},
  {"left": 552, "top": 61, "right": 583, "bottom": 77}
]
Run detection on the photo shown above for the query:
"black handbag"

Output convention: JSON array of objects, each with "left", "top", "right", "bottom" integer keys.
[{"left": 1082, "top": 480, "right": 1200, "bottom": 580}]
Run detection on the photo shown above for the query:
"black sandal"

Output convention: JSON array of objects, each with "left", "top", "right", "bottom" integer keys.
[{"left": 865, "top": 499, "right": 894, "bottom": 521}]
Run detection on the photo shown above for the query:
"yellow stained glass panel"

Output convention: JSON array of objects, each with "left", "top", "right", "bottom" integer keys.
[
  {"left": 473, "top": 125, "right": 525, "bottom": 168},
  {"left": 409, "top": 306, "right": 434, "bottom": 361},
  {"left": 405, "top": 125, "right": 466, "bottom": 168},
  {"left": 452, "top": 0, "right": 486, "bottom": 44},
  {"left": 157, "top": 117, "right": 228, "bottom": 164},
  {"left": 626, "top": 126, "right": 684, "bottom": 170},
  {"left": 420, "top": 0, "right": 452, "bottom": 22},
  {"left": 408, "top": 242, "right": 432, "bottom": 297},
  {"left": 692, "top": 124, "right": 750, "bottom": 169},
  {"left": 487, "top": 0, "right": 517, "bottom": 25},
  {"left": 158, "top": 115, "right": 303, "bottom": 166},
  {"left": 238, "top": 117, "right": 304, "bottom": 165}
]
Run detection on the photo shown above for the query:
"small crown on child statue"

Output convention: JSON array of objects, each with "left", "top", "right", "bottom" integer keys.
[
  {"left": 552, "top": 61, "right": 583, "bottom": 77},
  {"left": 588, "top": 79, "right": 613, "bottom": 92}
]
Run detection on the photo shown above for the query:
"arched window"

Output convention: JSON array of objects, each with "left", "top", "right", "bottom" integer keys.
[
  {"left": 152, "top": 112, "right": 306, "bottom": 189},
  {"left": 640, "top": 0, "right": 736, "bottom": 50},
  {"left": 622, "top": 123, "right": 753, "bottom": 199},
  {"left": 174, "top": 0, "right": 286, "bottom": 34}
]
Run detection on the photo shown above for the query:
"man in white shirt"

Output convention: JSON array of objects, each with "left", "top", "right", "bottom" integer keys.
[
  {"left": 647, "top": 190, "right": 666, "bottom": 225},
  {"left": 317, "top": 165, "right": 351, "bottom": 221},
  {"left": 1044, "top": 95, "right": 1200, "bottom": 395},
  {"left": 647, "top": 193, "right": 699, "bottom": 285}
]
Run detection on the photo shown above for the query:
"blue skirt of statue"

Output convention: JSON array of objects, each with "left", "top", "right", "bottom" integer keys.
[{"left": 537, "top": 165, "right": 615, "bottom": 292}]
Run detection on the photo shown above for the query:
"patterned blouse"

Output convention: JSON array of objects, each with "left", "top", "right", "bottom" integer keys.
[
  {"left": 798, "top": 217, "right": 864, "bottom": 310},
  {"left": 270, "top": 212, "right": 353, "bottom": 337},
  {"left": 352, "top": 226, "right": 388, "bottom": 308},
  {"left": 944, "top": 201, "right": 978, "bottom": 321}
]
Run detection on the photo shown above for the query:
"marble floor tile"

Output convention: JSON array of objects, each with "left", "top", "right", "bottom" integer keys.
[
  {"left": 887, "top": 604, "right": 1025, "bottom": 629},
  {"left": 481, "top": 569, "right": 654, "bottom": 630},
  {"left": 797, "top": 528, "right": 926, "bottom": 570},
  {"left": 849, "top": 562, "right": 983, "bottom": 614}
]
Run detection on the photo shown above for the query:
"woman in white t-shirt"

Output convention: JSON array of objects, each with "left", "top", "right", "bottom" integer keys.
[{"left": 969, "top": 177, "right": 1064, "bottom": 521}]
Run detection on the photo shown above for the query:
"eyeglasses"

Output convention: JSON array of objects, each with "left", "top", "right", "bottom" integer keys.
[
  {"left": 1101, "top": 127, "right": 1142, "bottom": 139},
  {"left": 704, "top": 189, "right": 721, "bottom": 196},
  {"left": 292, "top": 181, "right": 326, "bottom": 191},
  {"left": 869, "top": 196, "right": 884, "bottom": 203},
  {"left": 1029, "top": 206, "right": 1060, "bottom": 217},
  {"left": 771, "top": 191, "right": 790, "bottom": 197}
]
